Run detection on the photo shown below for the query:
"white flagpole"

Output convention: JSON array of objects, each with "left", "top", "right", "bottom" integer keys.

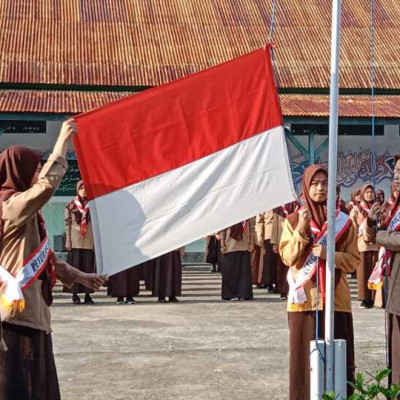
[{"left": 325, "top": 0, "right": 342, "bottom": 393}]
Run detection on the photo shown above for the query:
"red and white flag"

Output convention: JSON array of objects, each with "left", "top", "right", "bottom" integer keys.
[{"left": 74, "top": 46, "right": 296, "bottom": 276}]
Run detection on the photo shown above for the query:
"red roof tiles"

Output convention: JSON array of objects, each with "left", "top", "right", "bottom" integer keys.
[
  {"left": 0, "top": 0, "right": 399, "bottom": 89},
  {"left": 1, "top": 90, "right": 399, "bottom": 118}
]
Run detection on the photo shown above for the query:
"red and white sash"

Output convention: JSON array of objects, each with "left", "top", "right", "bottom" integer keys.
[
  {"left": 0, "top": 215, "right": 52, "bottom": 318},
  {"left": 74, "top": 196, "right": 89, "bottom": 238},
  {"left": 368, "top": 203, "right": 400, "bottom": 290},
  {"left": 287, "top": 211, "right": 352, "bottom": 305}
]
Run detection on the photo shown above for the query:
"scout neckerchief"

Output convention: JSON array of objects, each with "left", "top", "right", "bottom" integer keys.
[
  {"left": 74, "top": 196, "right": 89, "bottom": 238},
  {"left": 287, "top": 210, "right": 352, "bottom": 305},
  {"left": 0, "top": 213, "right": 53, "bottom": 318},
  {"left": 368, "top": 202, "right": 400, "bottom": 290}
]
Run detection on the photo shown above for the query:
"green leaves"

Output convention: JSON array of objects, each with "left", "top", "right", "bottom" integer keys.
[{"left": 324, "top": 369, "right": 400, "bottom": 399}]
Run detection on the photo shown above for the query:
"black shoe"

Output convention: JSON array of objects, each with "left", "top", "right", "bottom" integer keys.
[
  {"left": 210, "top": 265, "right": 217, "bottom": 273},
  {"left": 116, "top": 297, "right": 124, "bottom": 305},
  {"left": 158, "top": 297, "right": 167, "bottom": 303},
  {"left": 267, "top": 285, "right": 275, "bottom": 293},
  {"left": 169, "top": 296, "right": 179, "bottom": 303},
  {"left": 84, "top": 294, "right": 94, "bottom": 305},
  {"left": 126, "top": 296, "right": 137, "bottom": 305},
  {"left": 72, "top": 294, "right": 81, "bottom": 305},
  {"left": 359, "top": 301, "right": 369, "bottom": 309},
  {"left": 280, "top": 293, "right": 288, "bottom": 301}
]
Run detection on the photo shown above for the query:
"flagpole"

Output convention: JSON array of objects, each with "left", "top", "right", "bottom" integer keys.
[{"left": 325, "top": 0, "right": 342, "bottom": 393}]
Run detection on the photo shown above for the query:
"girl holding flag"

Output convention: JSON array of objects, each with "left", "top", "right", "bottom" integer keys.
[
  {"left": 279, "top": 164, "right": 359, "bottom": 400},
  {"left": 0, "top": 120, "right": 107, "bottom": 399}
]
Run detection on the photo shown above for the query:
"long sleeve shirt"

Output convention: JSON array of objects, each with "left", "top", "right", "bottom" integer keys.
[
  {"left": 219, "top": 219, "right": 255, "bottom": 253},
  {"left": 279, "top": 218, "right": 359, "bottom": 313},
  {"left": 0, "top": 154, "right": 80, "bottom": 332}
]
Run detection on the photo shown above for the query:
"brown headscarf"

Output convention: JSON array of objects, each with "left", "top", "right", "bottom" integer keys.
[
  {"left": 359, "top": 184, "right": 374, "bottom": 217},
  {"left": 0, "top": 146, "right": 42, "bottom": 237},
  {"left": 67, "top": 180, "right": 90, "bottom": 226},
  {"left": 301, "top": 164, "right": 328, "bottom": 229},
  {"left": 230, "top": 222, "right": 245, "bottom": 241},
  {"left": 376, "top": 189, "right": 385, "bottom": 205}
]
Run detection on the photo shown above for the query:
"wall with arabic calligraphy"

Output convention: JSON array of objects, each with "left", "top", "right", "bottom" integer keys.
[{"left": 287, "top": 124, "right": 400, "bottom": 201}]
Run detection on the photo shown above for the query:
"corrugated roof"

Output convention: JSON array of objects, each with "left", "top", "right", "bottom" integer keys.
[
  {"left": 1, "top": 90, "right": 399, "bottom": 118},
  {"left": 0, "top": 0, "right": 399, "bottom": 89},
  {"left": 281, "top": 94, "right": 400, "bottom": 118}
]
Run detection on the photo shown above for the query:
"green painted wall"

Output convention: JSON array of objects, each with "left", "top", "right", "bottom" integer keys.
[{"left": 42, "top": 201, "right": 69, "bottom": 248}]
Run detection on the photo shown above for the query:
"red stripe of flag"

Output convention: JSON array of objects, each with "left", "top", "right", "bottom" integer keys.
[{"left": 74, "top": 46, "right": 282, "bottom": 200}]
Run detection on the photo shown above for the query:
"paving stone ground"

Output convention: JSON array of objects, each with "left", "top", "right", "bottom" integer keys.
[{"left": 51, "top": 265, "right": 387, "bottom": 400}]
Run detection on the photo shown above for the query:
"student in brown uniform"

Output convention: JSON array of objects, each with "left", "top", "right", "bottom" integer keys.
[
  {"left": 64, "top": 180, "right": 96, "bottom": 304},
  {"left": 279, "top": 164, "right": 359, "bottom": 400},
  {"left": 205, "top": 234, "right": 223, "bottom": 273},
  {"left": 261, "top": 210, "right": 276, "bottom": 292},
  {"left": 347, "top": 188, "right": 362, "bottom": 214},
  {"left": 251, "top": 214, "right": 264, "bottom": 287},
  {"left": 109, "top": 266, "right": 141, "bottom": 304},
  {"left": 365, "top": 159, "right": 400, "bottom": 389},
  {"left": 153, "top": 248, "right": 184, "bottom": 303},
  {"left": 271, "top": 202, "right": 300, "bottom": 300},
  {"left": 357, "top": 184, "right": 379, "bottom": 309},
  {"left": 219, "top": 220, "right": 254, "bottom": 300},
  {"left": 0, "top": 121, "right": 107, "bottom": 400}
]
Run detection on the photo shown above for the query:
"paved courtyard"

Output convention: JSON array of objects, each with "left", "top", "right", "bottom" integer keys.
[{"left": 51, "top": 265, "right": 387, "bottom": 400}]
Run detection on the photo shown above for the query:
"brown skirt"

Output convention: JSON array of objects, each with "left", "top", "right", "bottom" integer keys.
[
  {"left": 0, "top": 322, "right": 60, "bottom": 400},
  {"left": 63, "top": 248, "right": 96, "bottom": 294},
  {"left": 388, "top": 313, "right": 400, "bottom": 387},
  {"left": 357, "top": 251, "right": 378, "bottom": 302},
  {"left": 259, "top": 239, "right": 276, "bottom": 286},
  {"left": 288, "top": 311, "right": 355, "bottom": 400},
  {"left": 221, "top": 251, "right": 253, "bottom": 300},
  {"left": 109, "top": 266, "right": 141, "bottom": 297},
  {"left": 275, "top": 255, "right": 289, "bottom": 296},
  {"left": 251, "top": 245, "right": 262, "bottom": 285},
  {"left": 142, "top": 259, "right": 156, "bottom": 291},
  {"left": 152, "top": 251, "right": 182, "bottom": 298},
  {"left": 205, "top": 236, "right": 222, "bottom": 269}
]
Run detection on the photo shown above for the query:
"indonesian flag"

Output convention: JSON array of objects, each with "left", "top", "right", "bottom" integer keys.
[{"left": 74, "top": 46, "right": 296, "bottom": 276}]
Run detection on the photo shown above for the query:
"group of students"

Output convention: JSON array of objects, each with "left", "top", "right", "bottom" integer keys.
[
  {"left": 206, "top": 164, "right": 400, "bottom": 400},
  {"left": 206, "top": 203, "right": 299, "bottom": 302},
  {"left": 0, "top": 119, "right": 399, "bottom": 400},
  {"left": 348, "top": 183, "right": 398, "bottom": 309},
  {"left": 63, "top": 181, "right": 183, "bottom": 305}
]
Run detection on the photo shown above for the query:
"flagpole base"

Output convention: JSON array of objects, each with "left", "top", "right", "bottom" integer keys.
[
  {"left": 310, "top": 340, "right": 325, "bottom": 399},
  {"left": 334, "top": 339, "right": 347, "bottom": 399}
]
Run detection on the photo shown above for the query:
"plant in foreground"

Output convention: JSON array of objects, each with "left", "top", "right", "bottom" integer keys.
[{"left": 322, "top": 369, "right": 400, "bottom": 400}]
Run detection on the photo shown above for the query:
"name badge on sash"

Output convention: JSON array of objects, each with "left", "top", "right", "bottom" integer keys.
[
  {"left": 287, "top": 211, "right": 351, "bottom": 305},
  {"left": 0, "top": 235, "right": 51, "bottom": 319}
]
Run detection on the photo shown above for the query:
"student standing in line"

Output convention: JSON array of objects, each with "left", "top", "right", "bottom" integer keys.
[
  {"left": 152, "top": 248, "right": 184, "bottom": 303},
  {"left": 109, "top": 266, "right": 141, "bottom": 304},
  {"left": 357, "top": 184, "right": 379, "bottom": 309},
  {"left": 64, "top": 180, "right": 96, "bottom": 304},
  {"left": 271, "top": 202, "right": 300, "bottom": 300},
  {"left": 219, "top": 220, "right": 254, "bottom": 301},
  {"left": 279, "top": 164, "right": 358, "bottom": 400}
]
